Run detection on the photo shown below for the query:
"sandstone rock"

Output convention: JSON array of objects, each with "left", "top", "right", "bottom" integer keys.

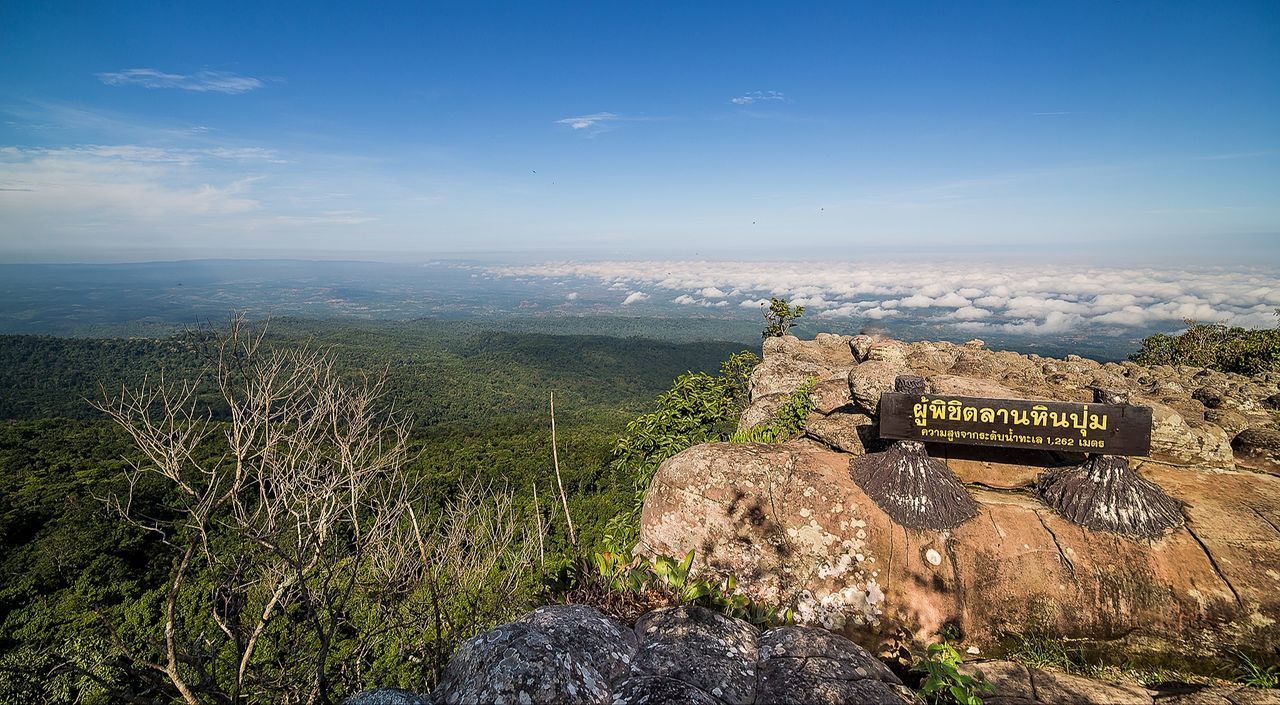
[
  {"left": 1206, "top": 408, "right": 1252, "bottom": 436},
  {"left": 750, "top": 354, "right": 847, "bottom": 399},
  {"left": 633, "top": 605, "right": 758, "bottom": 705},
  {"left": 1232, "top": 428, "right": 1280, "bottom": 475},
  {"left": 741, "top": 392, "right": 789, "bottom": 430},
  {"left": 850, "top": 334, "right": 878, "bottom": 362},
  {"left": 961, "top": 661, "right": 1154, "bottom": 705},
  {"left": 758, "top": 626, "right": 900, "bottom": 683},
  {"left": 811, "top": 378, "right": 854, "bottom": 414},
  {"left": 763, "top": 333, "right": 855, "bottom": 368},
  {"left": 1193, "top": 387, "right": 1226, "bottom": 409},
  {"left": 341, "top": 689, "right": 430, "bottom": 705},
  {"left": 804, "top": 412, "right": 873, "bottom": 455},
  {"left": 1145, "top": 398, "right": 1234, "bottom": 466},
  {"left": 638, "top": 441, "right": 1280, "bottom": 667},
  {"left": 1264, "top": 393, "right": 1280, "bottom": 411},
  {"left": 867, "top": 340, "right": 910, "bottom": 365},
  {"left": 431, "top": 601, "right": 919, "bottom": 705},
  {"left": 751, "top": 625, "right": 911, "bottom": 704},
  {"left": 906, "top": 342, "right": 961, "bottom": 375},
  {"left": 1028, "top": 668, "right": 1153, "bottom": 704},
  {"left": 432, "top": 622, "right": 610, "bottom": 705},
  {"left": 928, "top": 375, "right": 1024, "bottom": 399},
  {"left": 959, "top": 659, "right": 1032, "bottom": 702},
  {"left": 849, "top": 360, "right": 909, "bottom": 414}
]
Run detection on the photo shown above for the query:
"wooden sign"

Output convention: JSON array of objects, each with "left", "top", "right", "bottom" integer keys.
[{"left": 879, "top": 391, "right": 1153, "bottom": 456}]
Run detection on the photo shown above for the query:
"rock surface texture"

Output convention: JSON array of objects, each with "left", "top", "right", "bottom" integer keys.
[
  {"left": 641, "top": 335, "right": 1280, "bottom": 668},
  {"left": 351, "top": 604, "right": 911, "bottom": 705},
  {"left": 343, "top": 608, "right": 1280, "bottom": 705}
]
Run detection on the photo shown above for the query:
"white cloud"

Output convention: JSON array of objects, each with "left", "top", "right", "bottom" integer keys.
[
  {"left": 730, "top": 91, "right": 786, "bottom": 105},
  {"left": 555, "top": 112, "right": 619, "bottom": 130},
  {"left": 96, "top": 68, "right": 264, "bottom": 94},
  {"left": 565, "top": 292, "right": 579, "bottom": 300},
  {"left": 934, "top": 292, "right": 971, "bottom": 308},
  {"left": 699, "top": 286, "right": 727, "bottom": 298},
  {"left": 950, "top": 306, "right": 993, "bottom": 320},
  {"left": 622, "top": 291, "right": 649, "bottom": 305},
  {"left": 484, "top": 259, "right": 1280, "bottom": 334},
  {"left": 899, "top": 294, "right": 935, "bottom": 308}
]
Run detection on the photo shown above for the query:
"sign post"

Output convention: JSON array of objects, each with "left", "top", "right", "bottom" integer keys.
[{"left": 863, "top": 377, "right": 1179, "bottom": 538}]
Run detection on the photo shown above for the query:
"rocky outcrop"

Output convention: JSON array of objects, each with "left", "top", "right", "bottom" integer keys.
[
  {"left": 377, "top": 604, "right": 910, "bottom": 705},
  {"left": 343, "top": 608, "right": 1280, "bottom": 705},
  {"left": 638, "top": 334, "right": 1280, "bottom": 668}
]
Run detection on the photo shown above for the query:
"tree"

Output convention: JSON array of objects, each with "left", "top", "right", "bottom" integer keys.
[
  {"left": 94, "top": 315, "right": 534, "bottom": 704},
  {"left": 762, "top": 298, "right": 804, "bottom": 339}
]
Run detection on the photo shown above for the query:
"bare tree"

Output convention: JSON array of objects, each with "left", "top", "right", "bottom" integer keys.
[{"left": 95, "top": 315, "right": 535, "bottom": 704}]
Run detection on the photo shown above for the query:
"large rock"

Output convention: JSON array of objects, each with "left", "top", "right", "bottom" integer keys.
[
  {"left": 431, "top": 603, "right": 910, "bottom": 705},
  {"left": 750, "top": 353, "right": 848, "bottom": 399},
  {"left": 518, "top": 604, "right": 637, "bottom": 681},
  {"left": 1144, "top": 398, "right": 1235, "bottom": 466},
  {"left": 432, "top": 621, "right": 612, "bottom": 704},
  {"left": 633, "top": 605, "right": 758, "bottom": 704},
  {"left": 959, "top": 660, "right": 1155, "bottom": 705},
  {"left": 740, "top": 392, "right": 789, "bottom": 430},
  {"left": 804, "top": 412, "right": 874, "bottom": 455},
  {"left": 849, "top": 360, "right": 909, "bottom": 414},
  {"left": 637, "top": 441, "right": 1280, "bottom": 668},
  {"left": 1233, "top": 428, "right": 1280, "bottom": 475}
]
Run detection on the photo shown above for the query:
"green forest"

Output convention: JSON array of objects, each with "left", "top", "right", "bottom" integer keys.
[{"left": 0, "top": 317, "right": 751, "bottom": 703}]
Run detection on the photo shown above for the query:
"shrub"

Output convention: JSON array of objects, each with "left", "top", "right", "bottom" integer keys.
[
  {"left": 603, "top": 352, "right": 759, "bottom": 551},
  {"left": 762, "top": 297, "right": 804, "bottom": 338},
  {"left": 728, "top": 377, "right": 816, "bottom": 443},
  {"left": 1130, "top": 313, "right": 1280, "bottom": 374}
]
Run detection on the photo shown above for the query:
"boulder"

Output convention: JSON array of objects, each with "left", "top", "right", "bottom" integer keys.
[
  {"left": 750, "top": 354, "right": 847, "bottom": 399},
  {"left": 810, "top": 379, "right": 854, "bottom": 414},
  {"left": 432, "top": 603, "right": 910, "bottom": 705},
  {"left": 804, "top": 412, "right": 874, "bottom": 455},
  {"left": 432, "top": 622, "right": 612, "bottom": 705},
  {"left": 1205, "top": 408, "right": 1252, "bottom": 437},
  {"left": 637, "top": 441, "right": 1280, "bottom": 667},
  {"left": 959, "top": 660, "right": 1155, "bottom": 705},
  {"left": 849, "top": 360, "right": 909, "bottom": 414},
  {"left": 1232, "top": 428, "right": 1280, "bottom": 475},
  {"left": 633, "top": 605, "right": 758, "bottom": 704},
  {"left": 1144, "top": 398, "right": 1234, "bottom": 467},
  {"left": 741, "top": 392, "right": 789, "bottom": 430},
  {"left": 517, "top": 604, "right": 637, "bottom": 681}
]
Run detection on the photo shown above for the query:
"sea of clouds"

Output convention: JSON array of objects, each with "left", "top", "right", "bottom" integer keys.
[{"left": 485, "top": 260, "right": 1280, "bottom": 334}]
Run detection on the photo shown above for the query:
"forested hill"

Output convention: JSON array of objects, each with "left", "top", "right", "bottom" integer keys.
[
  {"left": 0, "top": 319, "right": 754, "bottom": 703},
  {"left": 0, "top": 318, "right": 751, "bottom": 422}
]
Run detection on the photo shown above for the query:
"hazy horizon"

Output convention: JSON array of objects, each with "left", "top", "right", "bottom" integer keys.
[{"left": 3, "top": 2, "right": 1278, "bottom": 264}]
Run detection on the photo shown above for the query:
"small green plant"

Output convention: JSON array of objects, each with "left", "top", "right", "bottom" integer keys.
[
  {"left": 1235, "top": 650, "right": 1280, "bottom": 688},
  {"left": 729, "top": 377, "right": 816, "bottom": 444},
  {"left": 589, "top": 549, "right": 793, "bottom": 627},
  {"left": 912, "top": 640, "right": 994, "bottom": 705},
  {"left": 762, "top": 297, "right": 805, "bottom": 338}
]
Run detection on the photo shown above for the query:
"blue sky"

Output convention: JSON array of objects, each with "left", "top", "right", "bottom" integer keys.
[{"left": 1, "top": 1, "right": 1277, "bottom": 262}]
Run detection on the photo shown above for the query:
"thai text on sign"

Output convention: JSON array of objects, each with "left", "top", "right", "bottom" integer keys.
[{"left": 878, "top": 392, "right": 1153, "bottom": 456}]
